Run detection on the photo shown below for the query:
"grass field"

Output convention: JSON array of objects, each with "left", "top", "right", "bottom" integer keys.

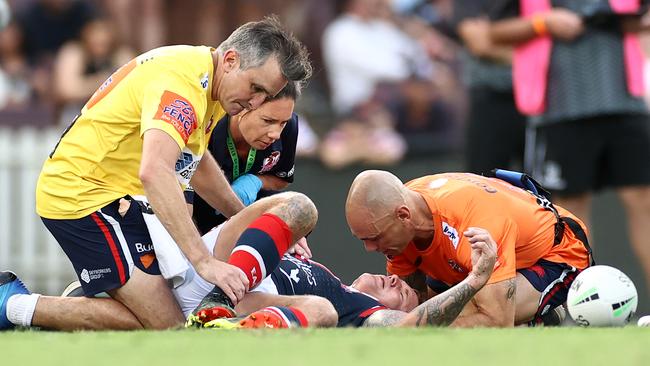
[{"left": 2, "top": 327, "right": 649, "bottom": 366}]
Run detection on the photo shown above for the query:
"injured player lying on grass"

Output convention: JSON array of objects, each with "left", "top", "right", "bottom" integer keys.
[
  {"left": 175, "top": 215, "right": 497, "bottom": 328},
  {"left": 60, "top": 192, "right": 496, "bottom": 329},
  {"left": 181, "top": 246, "right": 495, "bottom": 329}
]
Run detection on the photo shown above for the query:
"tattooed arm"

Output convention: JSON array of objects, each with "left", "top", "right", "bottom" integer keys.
[
  {"left": 362, "top": 274, "right": 484, "bottom": 327},
  {"left": 450, "top": 227, "right": 516, "bottom": 327},
  {"left": 365, "top": 230, "right": 499, "bottom": 327},
  {"left": 450, "top": 277, "right": 517, "bottom": 327},
  {"left": 406, "top": 227, "right": 499, "bottom": 327}
]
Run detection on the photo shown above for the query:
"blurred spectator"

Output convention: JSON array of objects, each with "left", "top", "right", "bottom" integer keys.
[
  {"left": 0, "top": 22, "right": 30, "bottom": 109},
  {"left": 320, "top": 0, "right": 461, "bottom": 169},
  {"left": 0, "top": 8, "right": 52, "bottom": 127},
  {"left": 394, "top": 0, "right": 456, "bottom": 39},
  {"left": 2, "top": 0, "right": 333, "bottom": 131},
  {"left": 452, "top": 1, "right": 525, "bottom": 174},
  {"left": 491, "top": 0, "right": 650, "bottom": 294},
  {"left": 293, "top": 0, "right": 336, "bottom": 80},
  {"left": 102, "top": 0, "right": 307, "bottom": 53},
  {"left": 294, "top": 114, "right": 320, "bottom": 158},
  {"left": 17, "top": 0, "right": 97, "bottom": 66},
  {"left": 52, "top": 17, "right": 133, "bottom": 126},
  {"left": 320, "top": 0, "right": 406, "bottom": 168},
  {"left": 392, "top": 0, "right": 466, "bottom": 154},
  {"left": 0, "top": 17, "right": 55, "bottom": 127},
  {"left": 0, "top": 0, "right": 99, "bottom": 125},
  {"left": 101, "top": 0, "right": 164, "bottom": 52},
  {"left": 0, "top": 0, "right": 9, "bottom": 30}
]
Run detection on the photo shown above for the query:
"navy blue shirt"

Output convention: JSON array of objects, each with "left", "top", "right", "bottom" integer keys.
[
  {"left": 191, "top": 113, "right": 299, "bottom": 234},
  {"left": 270, "top": 254, "right": 387, "bottom": 327}
]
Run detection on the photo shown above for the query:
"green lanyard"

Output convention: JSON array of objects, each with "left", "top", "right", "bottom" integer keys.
[{"left": 226, "top": 129, "right": 256, "bottom": 180}]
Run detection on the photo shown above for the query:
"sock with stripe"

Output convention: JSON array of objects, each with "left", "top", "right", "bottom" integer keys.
[
  {"left": 272, "top": 306, "right": 309, "bottom": 328},
  {"left": 194, "top": 213, "right": 293, "bottom": 318},
  {"left": 247, "top": 306, "right": 309, "bottom": 328},
  {"left": 227, "top": 213, "right": 293, "bottom": 290}
]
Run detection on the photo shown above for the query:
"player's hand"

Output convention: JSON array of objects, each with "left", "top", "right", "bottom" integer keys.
[
  {"left": 287, "top": 237, "right": 312, "bottom": 259},
  {"left": 464, "top": 227, "right": 498, "bottom": 284},
  {"left": 544, "top": 8, "right": 584, "bottom": 41},
  {"left": 195, "top": 256, "right": 249, "bottom": 305}
]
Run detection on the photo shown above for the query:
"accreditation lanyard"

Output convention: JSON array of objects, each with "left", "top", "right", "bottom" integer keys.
[{"left": 226, "top": 130, "right": 256, "bottom": 180}]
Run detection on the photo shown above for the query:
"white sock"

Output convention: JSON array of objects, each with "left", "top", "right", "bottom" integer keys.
[{"left": 7, "top": 293, "right": 40, "bottom": 327}]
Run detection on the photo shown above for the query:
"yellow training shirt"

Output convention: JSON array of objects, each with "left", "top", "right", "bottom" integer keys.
[{"left": 36, "top": 45, "right": 226, "bottom": 219}]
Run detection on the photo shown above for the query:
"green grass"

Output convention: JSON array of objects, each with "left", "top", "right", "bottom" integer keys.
[{"left": 2, "top": 327, "right": 649, "bottom": 366}]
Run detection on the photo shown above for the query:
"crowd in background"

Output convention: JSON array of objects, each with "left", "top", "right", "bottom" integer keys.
[
  {"left": 0, "top": 0, "right": 466, "bottom": 168},
  {"left": 2, "top": 0, "right": 650, "bottom": 169}
]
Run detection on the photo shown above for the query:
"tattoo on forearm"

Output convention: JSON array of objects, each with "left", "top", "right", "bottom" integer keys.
[
  {"left": 505, "top": 278, "right": 516, "bottom": 300},
  {"left": 414, "top": 282, "right": 477, "bottom": 326}
]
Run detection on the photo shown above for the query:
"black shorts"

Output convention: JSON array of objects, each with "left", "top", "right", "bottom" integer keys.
[
  {"left": 41, "top": 197, "right": 160, "bottom": 296},
  {"left": 518, "top": 259, "right": 582, "bottom": 324},
  {"left": 527, "top": 113, "right": 650, "bottom": 195},
  {"left": 465, "top": 88, "right": 527, "bottom": 174}
]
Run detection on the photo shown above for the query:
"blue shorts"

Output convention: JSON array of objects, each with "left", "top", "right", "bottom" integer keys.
[
  {"left": 518, "top": 259, "right": 581, "bottom": 324},
  {"left": 41, "top": 197, "right": 160, "bottom": 296}
]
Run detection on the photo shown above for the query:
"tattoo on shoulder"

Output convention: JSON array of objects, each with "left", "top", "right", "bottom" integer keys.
[
  {"left": 414, "top": 282, "right": 477, "bottom": 327},
  {"left": 363, "top": 310, "right": 406, "bottom": 327},
  {"left": 505, "top": 278, "right": 516, "bottom": 301}
]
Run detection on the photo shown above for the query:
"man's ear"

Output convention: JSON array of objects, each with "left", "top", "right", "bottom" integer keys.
[
  {"left": 396, "top": 205, "right": 410, "bottom": 222},
  {"left": 223, "top": 49, "right": 240, "bottom": 72}
]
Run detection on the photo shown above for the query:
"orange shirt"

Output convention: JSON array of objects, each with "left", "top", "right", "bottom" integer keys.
[{"left": 387, "top": 173, "right": 590, "bottom": 285}]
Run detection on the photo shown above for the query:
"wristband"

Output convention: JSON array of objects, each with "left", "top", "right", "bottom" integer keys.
[{"left": 531, "top": 14, "right": 548, "bottom": 36}]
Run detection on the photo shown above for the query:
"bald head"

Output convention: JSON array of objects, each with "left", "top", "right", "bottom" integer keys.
[
  {"left": 346, "top": 170, "right": 406, "bottom": 221},
  {"left": 345, "top": 170, "right": 414, "bottom": 255}
]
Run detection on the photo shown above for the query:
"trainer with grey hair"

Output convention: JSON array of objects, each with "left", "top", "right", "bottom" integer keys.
[
  {"left": 0, "top": 17, "right": 313, "bottom": 332},
  {"left": 217, "top": 16, "right": 312, "bottom": 89}
]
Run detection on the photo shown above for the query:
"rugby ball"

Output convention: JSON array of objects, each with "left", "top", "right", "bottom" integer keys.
[{"left": 567, "top": 265, "right": 637, "bottom": 327}]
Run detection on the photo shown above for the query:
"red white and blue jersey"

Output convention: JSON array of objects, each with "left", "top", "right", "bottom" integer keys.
[{"left": 265, "top": 254, "right": 387, "bottom": 327}]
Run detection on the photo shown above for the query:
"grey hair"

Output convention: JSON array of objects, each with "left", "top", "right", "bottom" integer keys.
[
  {"left": 217, "top": 15, "right": 312, "bottom": 83},
  {"left": 268, "top": 80, "right": 303, "bottom": 101}
]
